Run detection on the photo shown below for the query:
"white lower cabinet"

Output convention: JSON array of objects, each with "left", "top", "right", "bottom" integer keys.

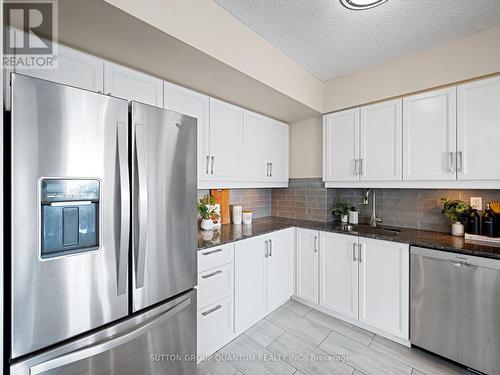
[
  {"left": 319, "top": 232, "right": 358, "bottom": 320},
  {"left": 295, "top": 228, "right": 319, "bottom": 304},
  {"left": 358, "top": 238, "right": 409, "bottom": 340},
  {"left": 235, "top": 228, "right": 294, "bottom": 334},
  {"left": 197, "top": 296, "right": 234, "bottom": 358},
  {"left": 196, "top": 244, "right": 235, "bottom": 359},
  {"left": 296, "top": 230, "right": 410, "bottom": 342}
]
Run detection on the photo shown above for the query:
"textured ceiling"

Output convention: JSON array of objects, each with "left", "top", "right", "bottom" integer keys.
[{"left": 214, "top": 0, "right": 500, "bottom": 81}]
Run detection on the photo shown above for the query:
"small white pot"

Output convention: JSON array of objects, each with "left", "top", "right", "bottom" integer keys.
[
  {"left": 201, "top": 218, "right": 214, "bottom": 231},
  {"left": 451, "top": 222, "right": 464, "bottom": 237},
  {"left": 341, "top": 215, "right": 349, "bottom": 223}
]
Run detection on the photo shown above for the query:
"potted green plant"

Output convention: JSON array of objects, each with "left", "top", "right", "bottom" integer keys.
[
  {"left": 440, "top": 197, "right": 471, "bottom": 236},
  {"left": 331, "top": 201, "right": 352, "bottom": 223},
  {"left": 198, "top": 196, "right": 220, "bottom": 231}
]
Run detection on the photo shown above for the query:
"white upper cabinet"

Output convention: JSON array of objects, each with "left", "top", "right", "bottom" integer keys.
[
  {"left": 360, "top": 99, "right": 402, "bottom": 181},
  {"left": 319, "top": 232, "right": 359, "bottom": 320},
  {"left": 243, "top": 110, "right": 270, "bottom": 181},
  {"left": 208, "top": 98, "right": 243, "bottom": 182},
  {"left": 163, "top": 82, "right": 210, "bottom": 183},
  {"left": 323, "top": 108, "right": 360, "bottom": 182},
  {"left": 13, "top": 42, "right": 104, "bottom": 93},
  {"left": 268, "top": 119, "right": 289, "bottom": 183},
  {"left": 242, "top": 111, "right": 289, "bottom": 184},
  {"left": 104, "top": 62, "right": 163, "bottom": 107},
  {"left": 358, "top": 238, "right": 409, "bottom": 340},
  {"left": 295, "top": 228, "right": 319, "bottom": 304},
  {"left": 457, "top": 76, "right": 500, "bottom": 181},
  {"left": 403, "top": 87, "right": 457, "bottom": 181}
]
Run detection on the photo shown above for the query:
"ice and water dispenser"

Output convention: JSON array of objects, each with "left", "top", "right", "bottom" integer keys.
[{"left": 41, "top": 179, "right": 100, "bottom": 258}]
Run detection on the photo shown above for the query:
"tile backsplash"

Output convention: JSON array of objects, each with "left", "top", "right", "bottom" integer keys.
[
  {"left": 197, "top": 189, "right": 272, "bottom": 219},
  {"left": 200, "top": 179, "right": 500, "bottom": 232}
]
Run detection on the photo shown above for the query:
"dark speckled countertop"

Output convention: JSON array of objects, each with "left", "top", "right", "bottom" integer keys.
[{"left": 198, "top": 216, "right": 500, "bottom": 260}]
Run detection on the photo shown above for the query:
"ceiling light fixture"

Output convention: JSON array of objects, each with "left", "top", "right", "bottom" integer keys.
[{"left": 340, "top": 0, "right": 388, "bottom": 10}]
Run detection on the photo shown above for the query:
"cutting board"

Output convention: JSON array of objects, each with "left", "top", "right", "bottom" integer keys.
[{"left": 211, "top": 189, "right": 230, "bottom": 224}]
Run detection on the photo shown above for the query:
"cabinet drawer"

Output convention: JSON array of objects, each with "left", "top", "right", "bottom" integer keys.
[
  {"left": 198, "top": 263, "right": 234, "bottom": 310},
  {"left": 198, "top": 243, "right": 234, "bottom": 272},
  {"left": 197, "top": 296, "right": 234, "bottom": 358}
]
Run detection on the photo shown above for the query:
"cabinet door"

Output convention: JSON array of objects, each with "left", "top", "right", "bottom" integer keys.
[
  {"left": 323, "top": 108, "right": 360, "bottom": 181},
  {"left": 104, "top": 62, "right": 163, "bottom": 107},
  {"left": 209, "top": 98, "right": 243, "bottom": 181},
  {"left": 267, "top": 228, "right": 294, "bottom": 312},
  {"left": 295, "top": 228, "right": 319, "bottom": 304},
  {"left": 319, "top": 232, "right": 358, "bottom": 320},
  {"left": 14, "top": 42, "right": 104, "bottom": 93},
  {"left": 164, "top": 82, "right": 210, "bottom": 183},
  {"left": 234, "top": 236, "right": 267, "bottom": 333},
  {"left": 268, "top": 119, "right": 289, "bottom": 183},
  {"left": 360, "top": 99, "right": 402, "bottom": 181},
  {"left": 457, "top": 76, "right": 500, "bottom": 181},
  {"left": 242, "top": 110, "right": 270, "bottom": 181},
  {"left": 358, "top": 238, "right": 409, "bottom": 340},
  {"left": 403, "top": 88, "right": 457, "bottom": 181}
]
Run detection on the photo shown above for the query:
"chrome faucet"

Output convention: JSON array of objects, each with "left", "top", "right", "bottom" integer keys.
[{"left": 364, "top": 188, "right": 383, "bottom": 227}]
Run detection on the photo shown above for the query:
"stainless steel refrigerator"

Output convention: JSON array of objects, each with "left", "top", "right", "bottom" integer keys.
[{"left": 8, "top": 73, "right": 198, "bottom": 374}]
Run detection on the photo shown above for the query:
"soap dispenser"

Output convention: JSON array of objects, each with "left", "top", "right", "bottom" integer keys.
[
  {"left": 481, "top": 203, "right": 497, "bottom": 237},
  {"left": 466, "top": 209, "right": 480, "bottom": 235}
]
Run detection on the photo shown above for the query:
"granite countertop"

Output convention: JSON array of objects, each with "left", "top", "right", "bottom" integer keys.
[{"left": 198, "top": 216, "right": 500, "bottom": 260}]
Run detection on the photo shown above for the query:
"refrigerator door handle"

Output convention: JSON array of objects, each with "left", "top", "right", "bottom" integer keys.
[
  {"left": 117, "top": 122, "right": 130, "bottom": 296},
  {"left": 29, "top": 297, "right": 193, "bottom": 375},
  {"left": 135, "top": 123, "right": 148, "bottom": 289}
]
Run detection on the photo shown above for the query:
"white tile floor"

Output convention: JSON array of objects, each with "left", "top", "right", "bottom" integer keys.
[{"left": 197, "top": 300, "right": 473, "bottom": 375}]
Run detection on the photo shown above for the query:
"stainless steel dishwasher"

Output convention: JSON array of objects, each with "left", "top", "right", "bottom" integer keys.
[{"left": 411, "top": 246, "right": 500, "bottom": 375}]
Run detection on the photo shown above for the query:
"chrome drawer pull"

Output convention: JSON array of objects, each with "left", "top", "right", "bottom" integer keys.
[
  {"left": 201, "top": 270, "right": 222, "bottom": 279},
  {"left": 203, "top": 248, "right": 222, "bottom": 256},
  {"left": 201, "top": 304, "right": 222, "bottom": 316}
]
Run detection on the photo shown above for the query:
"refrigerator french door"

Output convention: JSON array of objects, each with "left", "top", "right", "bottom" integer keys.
[
  {"left": 10, "top": 74, "right": 198, "bottom": 374},
  {"left": 10, "top": 73, "right": 130, "bottom": 359},
  {"left": 131, "top": 101, "right": 197, "bottom": 312}
]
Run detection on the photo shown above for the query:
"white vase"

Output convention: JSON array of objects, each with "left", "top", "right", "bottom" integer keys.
[
  {"left": 451, "top": 222, "right": 464, "bottom": 237},
  {"left": 201, "top": 218, "right": 214, "bottom": 231},
  {"left": 341, "top": 215, "right": 349, "bottom": 223}
]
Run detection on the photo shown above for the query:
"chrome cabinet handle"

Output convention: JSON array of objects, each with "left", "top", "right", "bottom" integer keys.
[
  {"left": 206, "top": 155, "right": 210, "bottom": 174},
  {"left": 360, "top": 159, "right": 364, "bottom": 175},
  {"left": 354, "top": 159, "right": 359, "bottom": 175},
  {"left": 202, "top": 248, "right": 222, "bottom": 256},
  {"left": 457, "top": 151, "right": 463, "bottom": 172},
  {"left": 265, "top": 240, "right": 269, "bottom": 258},
  {"left": 201, "top": 304, "right": 222, "bottom": 317},
  {"left": 210, "top": 156, "right": 215, "bottom": 175},
  {"left": 270, "top": 163, "right": 273, "bottom": 177},
  {"left": 201, "top": 270, "right": 222, "bottom": 279},
  {"left": 135, "top": 123, "right": 148, "bottom": 289},
  {"left": 266, "top": 162, "right": 270, "bottom": 177},
  {"left": 117, "top": 122, "right": 130, "bottom": 296},
  {"left": 358, "top": 243, "right": 363, "bottom": 263},
  {"left": 314, "top": 236, "right": 318, "bottom": 253},
  {"left": 352, "top": 242, "right": 358, "bottom": 262},
  {"left": 448, "top": 152, "right": 455, "bottom": 173},
  {"left": 30, "top": 297, "right": 192, "bottom": 374},
  {"left": 269, "top": 239, "right": 273, "bottom": 257}
]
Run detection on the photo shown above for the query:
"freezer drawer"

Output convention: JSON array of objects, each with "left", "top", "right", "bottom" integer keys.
[
  {"left": 411, "top": 247, "right": 500, "bottom": 374},
  {"left": 11, "top": 290, "right": 197, "bottom": 375}
]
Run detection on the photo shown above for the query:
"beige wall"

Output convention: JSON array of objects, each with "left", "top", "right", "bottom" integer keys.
[
  {"left": 104, "top": 0, "right": 324, "bottom": 113},
  {"left": 324, "top": 25, "right": 500, "bottom": 112},
  {"left": 289, "top": 117, "right": 323, "bottom": 178}
]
